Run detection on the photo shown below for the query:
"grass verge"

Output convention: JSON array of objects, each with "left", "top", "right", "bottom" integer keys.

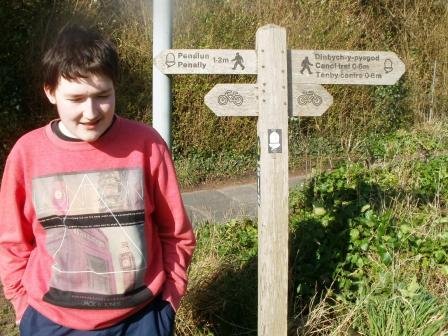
[{"left": 1, "top": 122, "right": 447, "bottom": 335}]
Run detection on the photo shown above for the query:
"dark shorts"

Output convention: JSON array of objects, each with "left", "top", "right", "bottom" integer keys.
[{"left": 19, "top": 296, "right": 175, "bottom": 336}]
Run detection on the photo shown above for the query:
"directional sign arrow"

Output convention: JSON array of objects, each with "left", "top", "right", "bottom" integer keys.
[
  {"left": 205, "top": 84, "right": 258, "bottom": 116},
  {"left": 290, "top": 50, "right": 405, "bottom": 85},
  {"left": 291, "top": 84, "right": 333, "bottom": 116},
  {"left": 154, "top": 49, "right": 257, "bottom": 74}
]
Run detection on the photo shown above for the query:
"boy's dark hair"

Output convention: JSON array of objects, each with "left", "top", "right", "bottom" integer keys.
[{"left": 42, "top": 24, "right": 119, "bottom": 92}]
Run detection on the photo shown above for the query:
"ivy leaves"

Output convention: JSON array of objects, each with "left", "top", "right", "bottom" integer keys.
[{"left": 289, "top": 158, "right": 448, "bottom": 305}]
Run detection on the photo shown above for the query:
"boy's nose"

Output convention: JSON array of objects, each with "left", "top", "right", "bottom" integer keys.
[{"left": 83, "top": 99, "right": 99, "bottom": 119}]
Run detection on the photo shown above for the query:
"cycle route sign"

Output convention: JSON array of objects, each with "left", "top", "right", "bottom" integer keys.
[
  {"left": 204, "top": 84, "right": 258, "bottom": 116},
  {"left": 291, "top": 83, "right": 333, "bottom": 116},
  {"left": 204, "top": 83, "right": 333, "bottom": 117}
]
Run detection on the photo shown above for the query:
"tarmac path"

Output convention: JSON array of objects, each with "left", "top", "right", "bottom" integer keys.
[{"left": 181, "top": 175, "right": 306, "bottom": 226}]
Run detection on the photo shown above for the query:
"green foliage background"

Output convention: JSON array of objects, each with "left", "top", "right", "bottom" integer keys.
[{"left": 1, "top": 0, "right": 447, "bottom": 182}]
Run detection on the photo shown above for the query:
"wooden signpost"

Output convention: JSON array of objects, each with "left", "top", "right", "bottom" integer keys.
[{"left": 155, "top": 24, "right": 405, "bottom": 336}]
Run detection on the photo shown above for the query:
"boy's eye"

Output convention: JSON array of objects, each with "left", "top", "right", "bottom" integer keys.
[{"left": 68, "top": 97, "right": 84, "bottom": 102}]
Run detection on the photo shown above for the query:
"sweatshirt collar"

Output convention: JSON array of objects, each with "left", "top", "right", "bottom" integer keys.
[{"left": 45, "top": 115, "right": 122, "bottom": 151}]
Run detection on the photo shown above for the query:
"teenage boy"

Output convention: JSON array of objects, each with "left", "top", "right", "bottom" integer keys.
[{"left": 0, "top": 24, "right": 195, "bottom": 335}]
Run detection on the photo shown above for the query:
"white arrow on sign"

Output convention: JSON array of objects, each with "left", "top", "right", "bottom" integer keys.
[
  {"left": 204, "top": 84, "right": 258, "bottom": 116},
  {"left": 290, "top": 50, "right": 405, "bottom": 85},
  {"left": 154, "top": 49, "right": 257, "bottom": 74},
  {"left": 291, "top": 84, "right": 333, "bottom": 117}
]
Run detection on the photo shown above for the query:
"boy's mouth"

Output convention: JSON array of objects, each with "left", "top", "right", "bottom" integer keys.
[{"left": 80, "top": 119, "right": 101, "bottom": 127}]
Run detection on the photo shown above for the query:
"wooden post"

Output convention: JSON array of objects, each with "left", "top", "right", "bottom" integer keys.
[{"left": 256, "top": 25, "right": 289, "bottom": 336}]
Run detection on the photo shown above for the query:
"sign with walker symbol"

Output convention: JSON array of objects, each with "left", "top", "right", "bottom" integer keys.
[{"left": 154, "top": 24, "right": 405, "bottom": 336}]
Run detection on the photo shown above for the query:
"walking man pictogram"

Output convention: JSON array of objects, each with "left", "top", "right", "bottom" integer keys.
[
  {"left": 232, "top": 52, "right": 245, "bottom": 70},
  {"left": 300, "top": 56, "right": 313, "bottom": 75}
]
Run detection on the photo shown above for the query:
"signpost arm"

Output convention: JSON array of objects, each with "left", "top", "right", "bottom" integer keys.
[
  {"left": 152, "top": 0, "right": 173, "bottom": 148},
  {"left": 256, "top": 25, "right": 289, "bottom": 336}
]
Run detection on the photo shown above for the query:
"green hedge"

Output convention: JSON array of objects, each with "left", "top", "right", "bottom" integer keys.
[{"left": 1, "top": 1, "right": 447, "bottom": 181}]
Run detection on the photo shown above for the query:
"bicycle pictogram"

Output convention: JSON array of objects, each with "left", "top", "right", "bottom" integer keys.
[
  {"left": 297, "top": 90, "right": 323, "bottom": 106},
  {"left": 218, "top": 90, "right": 244, "bottom": 106}
]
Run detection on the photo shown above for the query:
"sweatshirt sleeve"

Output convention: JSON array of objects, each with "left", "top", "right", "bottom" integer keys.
[
  {"left": 0, "top": 148, "right": 34, "bottom": 322},
  {"left": 152, "top": 147, "right": 196, "bottom": 311}
]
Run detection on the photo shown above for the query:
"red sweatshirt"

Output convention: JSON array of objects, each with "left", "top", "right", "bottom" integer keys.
[{"left": 0, "top": 116, "right": 195, "bottom": 330}]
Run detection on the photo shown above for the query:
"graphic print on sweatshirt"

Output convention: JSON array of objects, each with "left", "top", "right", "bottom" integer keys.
[{"left": 32, "top": 168, "right": 153, "bottom": 309}]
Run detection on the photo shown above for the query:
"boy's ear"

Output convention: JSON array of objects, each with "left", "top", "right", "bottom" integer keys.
[{"left": 44, "top": 85, "right": 56, "bottom": 104}]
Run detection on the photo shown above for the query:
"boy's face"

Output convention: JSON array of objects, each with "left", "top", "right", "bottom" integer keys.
[{"left": 44, "top": 73, "right": 115, "bottom": 142}]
